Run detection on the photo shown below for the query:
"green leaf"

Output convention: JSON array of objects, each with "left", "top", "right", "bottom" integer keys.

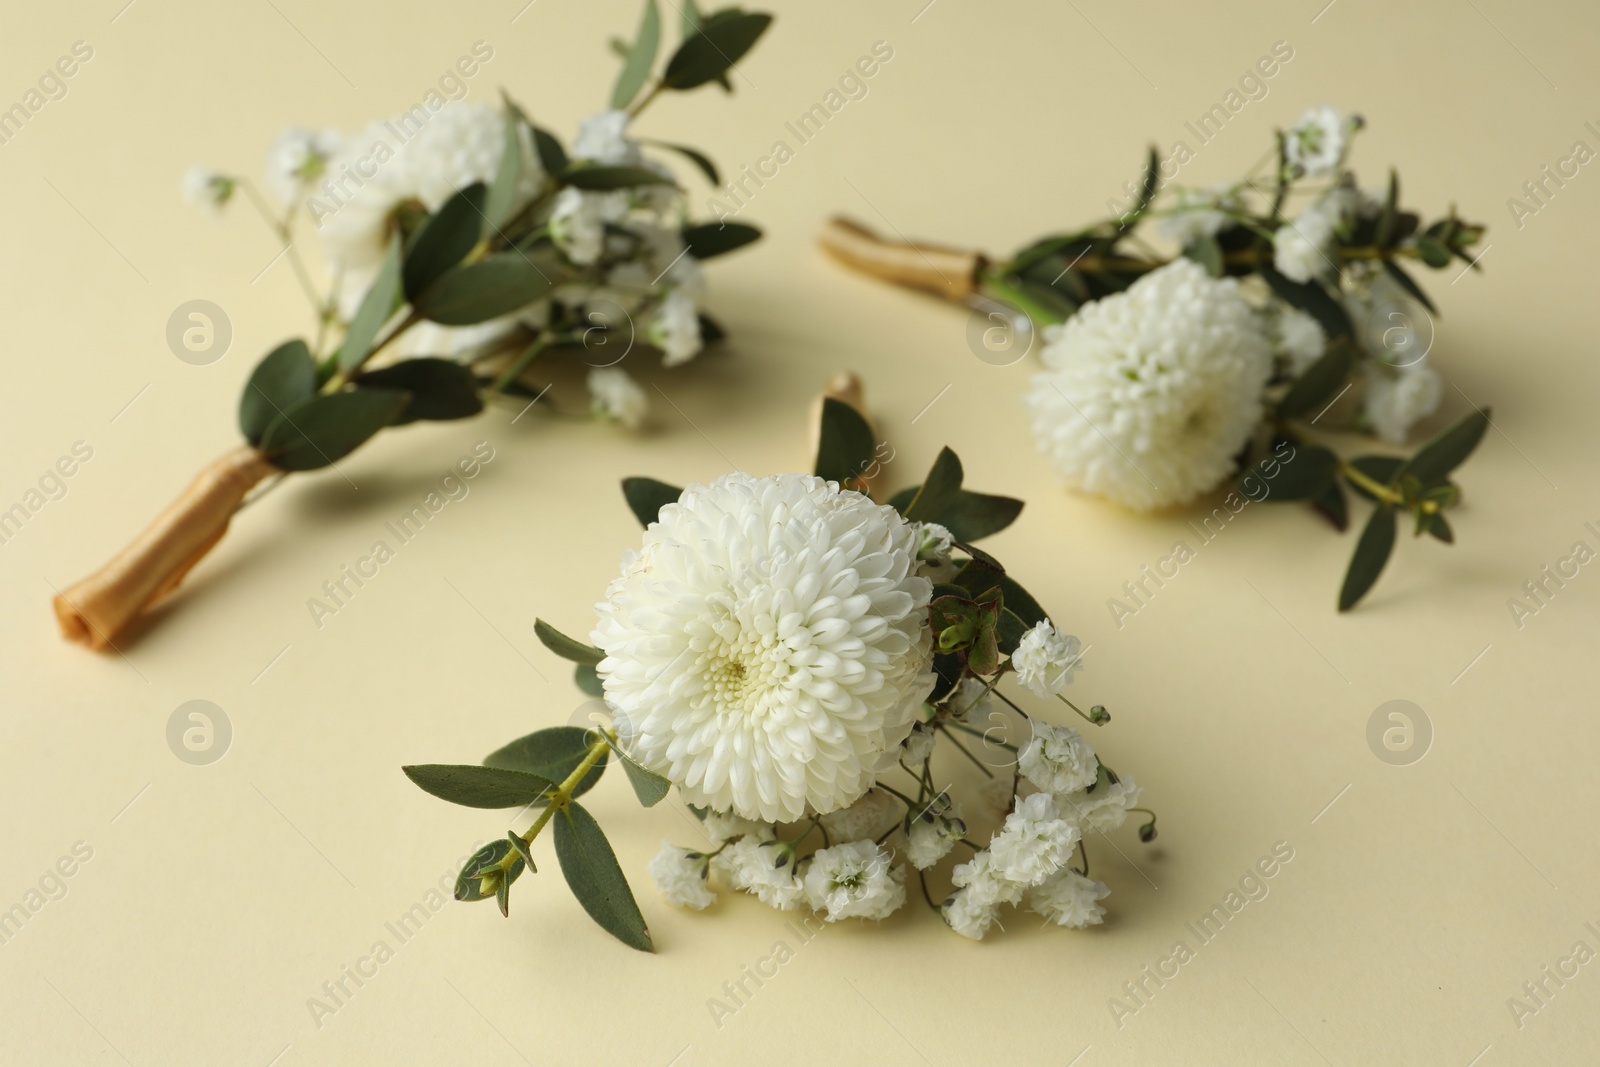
[
  {"left": 239, "top": 340, "right": 317, "bottom": 445},
  {"left": 603, "top": 737, "right": 672, "bottom": 807},
  {"left": 402, "top": 764, "right": 556, "bottom": 809},
  {"left": 562, "top": 164, "right": 676, "bottom": 191},
  {"left": 902, "top": 448, "right": 963, "bottom": 521},
  {"left": 1374, "top": 169, "right": 1399, "bottom": 248},
  {"left": 554, "top": 801, "right": 654, "bottom": 952},
  {"left": 1252, "top": 444, "right": 1338, "bottom": 502},
  {"left": 662, "top": 11, "right": 771, "bottom": 90},
  {"left": 403, "top": 183, "right": 488, "bottom": 300},
  {"left": 680, "top": 0, "right": 703, "bottom": 35},
  {"left": 681, "top": 221, "right": 761, "bottom": 259},
  {"left": 908, "top": 487, "right": 1025, "bottom": 543},
  {"left": 995, "top": 607, "right": 1030, "bottom": 656},
  {"left": 1397, "top": 408, "right": 1490, "bottom": 487},
  {"left": 483, "top": 106, "right": 526, "bottom": 233},
  {"left": 529, "top": 122, "right": 569, "bottom": 176},
  {"left": 356, "top": 358, "right": 482, "bottom": 423},
  {"left": 1415, "top": 235, "right": 1451, "bottom": 268},
  {"left": 611, "top": 0, "right": 661, "bottom": 110},
  {"left": 1260, "top": 264, "right": 1352, "bottom": 339},
  {"left": 1183, "top": 234, "right": 1223, "bottom": 277},
  {"left": 1381, "top": 259, "right": 1437, "bottom": 315},
  {"left": 1423, "top": 511, "right": 1454, "bottom": 543},
  {"left": 258, "top": 389, "right": 409, "bottom": 471},
  {"left": 813, "top": 397, "right": 876, "bottom": 486},
  {"left": 1276, "top": 339, "right": 1353, "bottom": 419},
  {"left": 1339, "top": 506, "right": 1397, "bottom": 611},
  {"left": 413, "top": 253, "right": 555, "bottom": 325},
  {"left": 534, "top": 619, "right": 604, "bottom": 665},
  {"left": 955, "top": 565, "right": 1047, "bottom": 628},
  {"left": 575, "top": 663, "right": 604, "bottom": 697},
  {"left": 484, "top": 726, "right": 607, "bottom": 802},
  {"left": 340, "top": 237, "right": 403, "bottom": 373},
  {"left": 454, "top": 840, "right": 527, "bottom": 902},
  {"left": 1346, "top": 455, "right": 1404, "bottom": 501},
  {"left": 621, "top": 477, "right": 682, "bottom": 526},
  {"left": 1312, "top": 479, "right": 1348, "bottom": 532},
  {"left": 645, "top": 140, "right": 720, "bottom": 185}
]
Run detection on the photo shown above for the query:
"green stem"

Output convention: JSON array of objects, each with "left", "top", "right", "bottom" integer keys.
[
  {"left": 1338, "top": 460, "right": 1405, "bottom": 506},
  {"left": 520, "top": 734, "right": 612, "bottom": 846},
  {"left": 936, "top": 725, "right": 996, "bottom": 778},
  {"left": 490, "top": 334, "right": 550, "bottom": 396},
  {"left": 979, "top": 271, "right": 1071, "bottom": 327},
  {"left": 947, "top": 720, "right": 1018, "bottom": 753}
]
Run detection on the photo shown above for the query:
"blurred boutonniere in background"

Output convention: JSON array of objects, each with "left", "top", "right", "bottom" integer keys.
[
  {"left": 822, "top": 107, "right": 1491, "bottom": 611},
  {"left": 403, "top": 376, "right": 1161, "bottom": 950},
  {"left": 57, "top": 3, "right": 771, "bottom": 650}
]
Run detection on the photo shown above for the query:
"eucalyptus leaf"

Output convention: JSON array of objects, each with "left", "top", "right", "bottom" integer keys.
[
  {"left": 681, "top": 221, "right": 761, "bottom": 259},
  {"left": 563, "top": 164, "right": 676, "bottom": 191},
  {"left": 534, "top": 619, "right": 604, "bottom": 665},
  {"left": 575, "top": 663, "right": 604, "bottom": 697},
  {"left": 239, "top": 340, "right": 317, "bottom": 445},
  {"left": 529, "top": 122, "right": 569, "bottom": 176},
  {"left": 645, "top": 140, "right": 720, "bottom": 185},
  {"left": 403, "top": 183, "right": 488, "bottom": 300},
  {"left": 402, "top": 764, "right": 557, "bottom": 809},
  {"left": 454, "top": 840, "right": 527, "bottom": 902},
  {"left": 902, "top": 448, "right": 963, "bottom": 521},
  {"left": 602, "top": 737, "right": 672, "bottom": 807},
  {"left": 661, "top": 11, "right": 771, "bottom": 91},
  {"left": 1276, "top": 339, "right": 1353, "bottom": 419},
  {"left": 258, "top": 389, "right": 409, "bottom": 471},
  {"left": 414, "top": 253, "right": 555, "bottom": 325},
  {"left": 356, "top": 359, "right": 482, "bottom": 423},
  {"left": 483, "top": 108, "right": 526, "bottom": 232},
  {"left": 1312, "top": 479, "right": 1348, "bottom": 532},
  {"left": 554, "top": 801, "right": 654, "bottom": 952},
  {"left": 340, "top": 237, "right": 403, "bottom": 373},
  {"left": 1339, "top": 505, "right": 1397, "bottom": 611},
  {"left": 621, "top": 477, "right": 682, "bottom": 526},
  {"left": 1397, "top": 408, "right": 1490, "bottom": 487},
  {"left": 1184, "top": 234, "right": 1223, "bottom": 277},
  {"left": 611, "top": 0, "right": 661, "bottom": 110},
  {"left": 1381, "top": 259, "right": 1438, "bottom": 315},
  {"left": 1415, "top": 235, "right": 1451, "bottom": 268},
  {"left": 1374, "top": 169, "right": 1399, "bottom": 248},
  {"left": 813, "top": 397, "right": 876, "bottom": 486},
  {"left": 1252, "top": 445, "right": 1337, "bottom": 502},
  {"left": 996, "top": 607, "right": 1030, "bottom": 656},
  {"left": 1424, "top": 511, "right": 1454, "bottom": 543},
  {"left": 1260, "top": 264, "right": 1352, "bottom": 340},
  {"left": 484, "top": 726, "right": 607, "bottom": 802}
]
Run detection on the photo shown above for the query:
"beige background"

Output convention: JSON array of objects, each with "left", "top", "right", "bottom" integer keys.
[{"left": 2, "top": 0, "right": 1597, "bottom": 1063}]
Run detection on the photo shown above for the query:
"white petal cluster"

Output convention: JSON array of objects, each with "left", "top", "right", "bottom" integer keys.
[
  {"left": 1286, "top": 105, "right": 1351, "bottom": 178},
  {"left": 592, "top": 472, "right": 935, "bottom": 823},
  {"left": 1029, "top": 869, "right": 1110, "bottom": 928},
  {"left": 587, "top": 367, "right": 649, "bottom": 430},
  {"left": 944, "top": 677, "right": 993, "bottom": 722},
  {"left": 1363, "top": 361, "right": 1442, "bottom": 445},
  {"left": 906, "top": 810, "right": 965, "bottom": 870},
  {"left": 1011, "top": 619, "right": 1082, "bottom": 698},
  {"left": 1273, "top": 206, "right": 1335, "bottom": 284},
  {"left": 1274, "top": 305, "right": 1327, "bottom": 376},
  {"left": 1159, "top": 183, "right": 1242, "bottom": 246},
  {"left": 1055, "top": 775, "right": 1142, "bottom": 835},
  {"left": 989, "top": 793, "right": 1081, "bottom": 886},
  {"left": 182, "top": 166, "right": 233, "bottom": 211},
  {"left": 266, "top": 126, "right": 340, "bottom": 205},
  {"left": 819, "top": 788, "right": 902, "bottom": 843},
  {"left": 801, "top": 841, "right": 905, "bottom": 921},
  {"left": 1026, "top": 258, "right": 1273, "bottom": 511},
  {"left": 647, "top": 840, "right": 716, "bottom": 910},
  {"left": 702, "top": 808, "right": 773, "bottom": 844},
  {"left": 717, "top": 837, "right": 805, "bottom": 910},
  {"left": 1018, "top": 721, "right": 1099, "bottom": 795}
]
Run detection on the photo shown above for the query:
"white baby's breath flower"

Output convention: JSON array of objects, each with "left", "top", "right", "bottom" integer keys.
[
  {"left": 1364, "top": 361, "right": 1442, "bottom": 445},
  {"left": 1029, "top": 869, "right": 1109, "bottom": 928},
  {"left": 901, "top": 723, "right": 936, "bottom": 770},
  {"left": 1026, "top": 258, "right": 1273, "bottom": 511},
  {"left": 1286, "top": 105, "right": 1351, "bottom": 178},
  {"left": 716, "top": 837, "right": 805, "bottom": 910},
  {"left": 182, "top": 166, "right": 234, "bottom": 211},
  {"left": 647, "top": 840, "right": 715, "bottom": 910},
  {"left": 592, "top": 472, "right": 935, "bottom": 823},
  {"left": 266, "top": 126, "right": 340, "bottom": 205},
  {"left": 702, "top": 809, "right": 773, "bottom": 844},
  {"left": 1054, "top": 775, "right": 1142, "bottom": 835},
  {"left": 942, "top": 888, "right": 1000, "bottom": 940},
  {"left": 1011, "top": 619, "right": 1083, "bottom": 698},
  {"left": 1159, "top": 183, "right": 1241, "bottom": 246},
  {"left": 906, "top": 813, "right": 964, "bottom": 870},
  {"left": 550, "top": 187, "right": 630, "bottom": 266},
  {"left": 1018, "top": 721, "right": 1099, "bottom": 795},
  {"left": 649, "top": 288, "right": 702, "bottom": 367},
  {"left": 950, "top": 850, "right": 1024, "bottom": 907},
  {"left": 989, "top": 793, "right": 1080, "bottom": 886},
  {"left": 587, "top": 366, "right": 648, "bottom": 430},
  {"left": 1275, "top": 305, "right": 1327, "bottom": 375},
  {"left": 819, "top": 788, "right": 902, "bottom": 843},
  {"left": 573, "top": 109, "right": 640, "bottom": 165},
  {"left": 801, "top": 840, "right": 906, "bottom": 921},
  {"left": 945, "top": 676, "right": 993, "bottom": 722},
  {"left": 1273, "top": 205, "right": 1335, "bottom": 283},
  {"left": 978, "top": 773, "right": 1019, "bottom": 812}
]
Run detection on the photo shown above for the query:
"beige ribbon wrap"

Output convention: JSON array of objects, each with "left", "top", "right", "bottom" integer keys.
[
  {"left": 54, "top": 446, "right": 277, "bottom": 650},
  {"left": 817, "top": 215, "right": 985, "bottom": 304}
]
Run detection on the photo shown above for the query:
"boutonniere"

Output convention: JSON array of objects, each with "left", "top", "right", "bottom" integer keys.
[
  {"left": 822, "top": 107, "right": 1490, "bottom": 610},
  {"left": 404, "top": 377, "right": 1160, "bottom": 950},
  {"left": 55, "top": 3, "right": 772, "bottom": 650}
]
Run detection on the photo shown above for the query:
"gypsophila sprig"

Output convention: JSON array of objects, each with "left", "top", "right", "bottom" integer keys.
[
  {"left": 403, "top": 383, "right": 1163, "bottom": 950},
  {"left": 820, "top": 107, "right": 1492, "bottom": 611},
  {"left": 53, "top": 4, "right": 772, "bottom": 652}
]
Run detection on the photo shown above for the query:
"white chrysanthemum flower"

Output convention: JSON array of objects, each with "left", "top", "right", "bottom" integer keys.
[
  {"left": 266, "top": 126, "right": 340, "bottom": 205},
  {"left": 819, "top": 788, "right": 902, "bottom": 843},
  {"left": 702, "top": 809, "right": 773, "bottom": 844},
  {"left": 906, "top": 814, "right": 964, "bottom": 869},
  {"left": 592, "top": 472, "right": 935, "bottom": 822},
  {"left": 1286, "top": 105, "right": 1350, "bottom": 178},
  {"left": 942, "top": 888, "right": 1000, "bottom": 940},
  {"left": 989, "top": 793, "right": 1080, "bottom": 886},
  {"left": 900, "top": 722, "right": 936, "bottom": 770},
  {"left": 1029, "top": 869, "right": 1109, "bottom": 928},
  {"left": 950, "top": 850, "right": 1024, "bottom": 907},
  {"left": 1364, "top": 362, "right": 1442, "bottom": 445},
  {"left": 182, "top": 166, "right": 233, "bottom": 211},
  {"left": 1055, "top": 775, "right": 1142, "bottom": 835},
  {"left": 649, "top": 288, "right": 702, "bottom": 367},
  {"left": 801, "top": 840, "right": 905, "bottom": 921},
  {"left": 1026, "top": 258, "right": 1273, "bottom": 511},
  {"left": 647, "top": 840, "right": 715, "bottom": 910},
  {"left": 1011, "top": 619, "right": 1082, "bottom": 698},
  {"left": 1272, "top": 206, "right": 1335, "bottom": 283},
  {"left": 1159, "top": 183, "right": 1241, "bottom": 246},
  {"left": 1018, "top": 721, "right": 1098, "bottom": 795},
  {"left": 945, "top": 677, "right": 993, "bottom": 722},
  {"left": 587, "top": 366, "right": 648, "bottom": 430},
  {"left": 1275, "top": 305, "right": 1327, "bottom": 375},
  {"left": 715, "top": 837, "right": 804, "bottom": 910},
  {"left": 550, "top": 187, "right": 630, "bottom": 266},
  {"left": 402, "top": 101, "right": 538, "bottom": 209}
]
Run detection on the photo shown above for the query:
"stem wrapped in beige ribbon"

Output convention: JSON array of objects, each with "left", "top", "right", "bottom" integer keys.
[
  {"left": 817, "top": 215, "right": 985, "bottom": 304},
  {"left": 53, "top": 447, "right": 278, "bottom": 650}
]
